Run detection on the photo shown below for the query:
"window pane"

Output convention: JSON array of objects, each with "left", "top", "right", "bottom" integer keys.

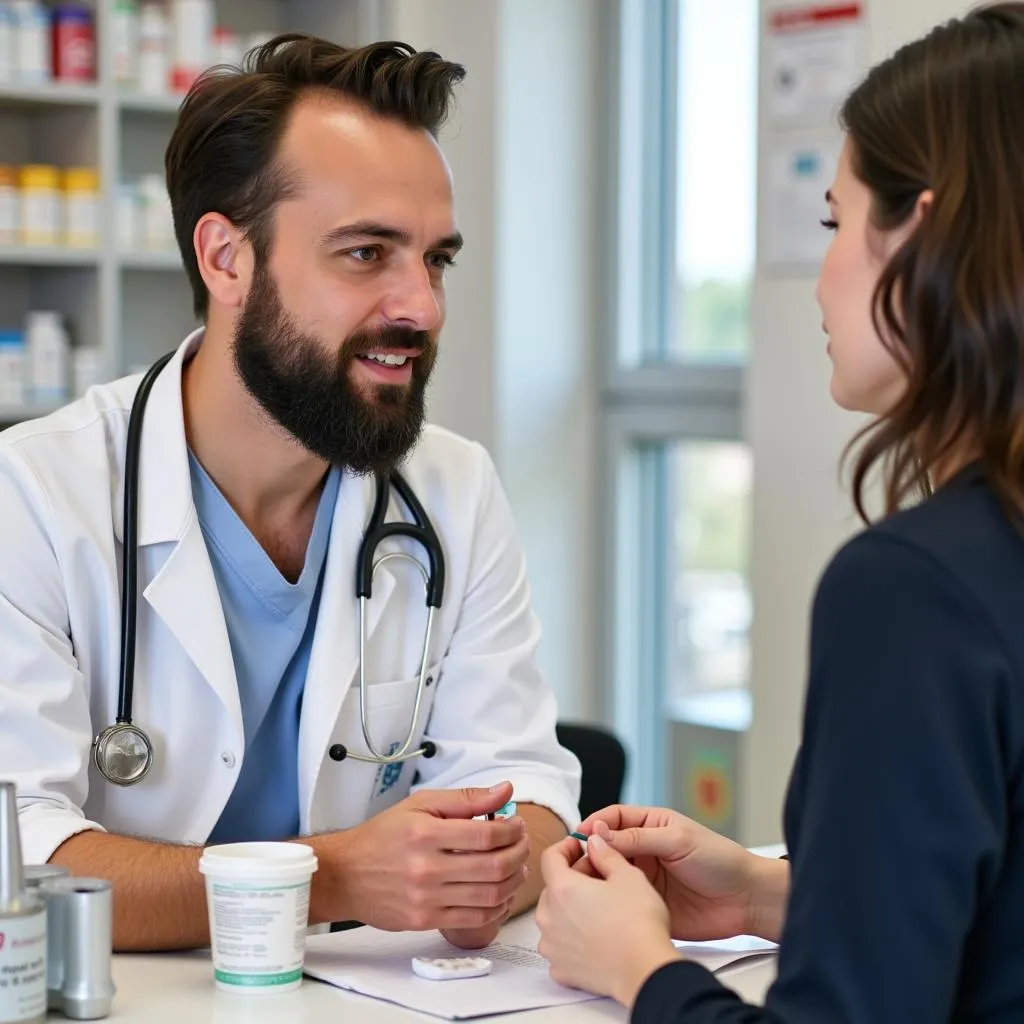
[
  {"left": 667, "top": 442, "right": 752, "bottom": 725},
  {"left": 674, "top": 0, "right": 758, "bottom": 363}
]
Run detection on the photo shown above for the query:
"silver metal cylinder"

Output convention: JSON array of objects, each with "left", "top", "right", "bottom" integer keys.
[
  {"left": 37, "top": 877, "right": 115, "bottom": 1020},
  {"left": 0, "top": 781, "right": 26, "bottom": 914},
  {"left": 22, "top": 864, "right": 70, "bottom": 891},
  {"left": 0, "top": 781, "right": 46, "bottom": 1024}
]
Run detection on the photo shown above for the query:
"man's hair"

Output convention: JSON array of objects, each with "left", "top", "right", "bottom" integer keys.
[{"left": 165, "top": 34, "right": 466, "bottom": 318}]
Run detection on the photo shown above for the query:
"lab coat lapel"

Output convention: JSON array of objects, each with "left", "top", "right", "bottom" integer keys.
[
  {"left": 132, "top": 331, "right": 243, "bottom": 745},
  {"left": 143, "top": 517, "right": 244, "bottom": 743},
  {"left": 298, "top": 471, "right": 396, "bottom": 824}
]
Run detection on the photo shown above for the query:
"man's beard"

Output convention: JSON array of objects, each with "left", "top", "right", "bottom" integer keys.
[{"left": 232, "top": 264, "right": 436, "bottom": 476}]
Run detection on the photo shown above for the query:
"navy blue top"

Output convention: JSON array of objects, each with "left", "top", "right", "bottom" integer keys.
[{"left": 633, "top": 464, "right": 1024, "bottom": 1022}]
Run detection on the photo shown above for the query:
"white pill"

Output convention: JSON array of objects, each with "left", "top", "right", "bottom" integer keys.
[{"left": 411, "top": 956, "right": 494, "bottom": 981}]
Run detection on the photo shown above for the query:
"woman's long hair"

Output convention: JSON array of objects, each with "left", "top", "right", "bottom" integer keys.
[{"left": 840, "top": 2, "right": 1024, "bottom": 523}]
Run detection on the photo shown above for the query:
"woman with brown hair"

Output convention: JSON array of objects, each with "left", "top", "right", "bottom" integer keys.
[{"left": 536, "top": 4, "right": 1024, "bottom": 1021}]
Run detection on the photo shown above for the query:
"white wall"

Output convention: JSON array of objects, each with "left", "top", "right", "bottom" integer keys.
[
  {"left": 382, "top": 0, "right": 602, "bottom": 719},
  {"left": 383, "top": 0, "right": 501, "bottom": 454},
  {"left": 741, "top": 0, "right": 975, "bottom": 845}
]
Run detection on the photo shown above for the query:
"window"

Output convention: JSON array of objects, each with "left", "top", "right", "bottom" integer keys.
[
  {"left": 674, "top": 3, "right": 758, "bottom": 363},
  {"left": 603, "top": 0, "right": 758, "bottom": 806},
  {"left": 667, "top": 442, "right": 752, "bottom": 720}
]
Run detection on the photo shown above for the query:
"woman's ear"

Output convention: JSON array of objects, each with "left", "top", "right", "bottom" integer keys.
[
  {"left": 883, "top": 188, "right": 934, "bottom": 259},
  {"left": 914, "top": 188, "right": 934, "bottom": 222}
]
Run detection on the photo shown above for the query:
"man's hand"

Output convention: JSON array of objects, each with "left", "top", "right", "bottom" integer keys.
[
  {"left": 441, "top": 801, "right": 568, "bottom": 950},
  {"left": 309, "top": 782, "right": 529, "bottom": 934}
]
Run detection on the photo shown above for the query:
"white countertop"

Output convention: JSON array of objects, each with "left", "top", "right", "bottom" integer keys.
[{"left": 105, "top": 932, "right": 777, "bottom": 1022}]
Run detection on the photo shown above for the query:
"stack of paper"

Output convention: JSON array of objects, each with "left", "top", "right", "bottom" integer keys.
[
  {"left": 301, "top": 915, "right": 777, "bottom": 1020},
  {"left": 302, "top": 915, "right": 602, "bottom": 1019}
]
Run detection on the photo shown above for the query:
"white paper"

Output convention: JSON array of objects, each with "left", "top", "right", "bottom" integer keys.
[
  {"left": 767, "top": 3, "right": 866, "bottom": 126},
  {"left": 673, "top": 934, "right": 779, "bottom": 974},
  {"left": 302, "top": 916, "right": 779, "bottom": 1019},
  {"left": 301, "top": 916, "right": 603, "bottom": 1020},
  {"left": 763, "top": 135, "right": 843, "bottom": 270}
]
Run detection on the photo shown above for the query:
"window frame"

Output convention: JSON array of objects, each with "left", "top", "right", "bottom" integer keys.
[{"left": 599, "top": 0, "right": 753, "bottom": 804}]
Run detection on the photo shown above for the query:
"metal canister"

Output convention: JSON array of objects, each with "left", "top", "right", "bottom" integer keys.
[{"left": 36, "top": 877, "right": 115, "bottom": 1020}]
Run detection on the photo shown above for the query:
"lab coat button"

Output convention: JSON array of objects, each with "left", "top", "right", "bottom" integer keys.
[{"left": 221, "top": 751, "right": 236, "bottom": 768}]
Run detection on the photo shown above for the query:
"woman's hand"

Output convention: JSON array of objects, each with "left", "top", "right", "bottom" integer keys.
[
  {"left": 536, "top": 834, "right": 680, "bottom": 1007},
  {"left": 576, "top": 805, "right": 789, "bottom": 943}
]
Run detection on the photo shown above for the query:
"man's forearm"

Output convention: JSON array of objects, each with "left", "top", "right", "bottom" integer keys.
[
  {"left": 49, "top": 831, "right": 208, "bottom": 952},
  {"left": 512, "top": 803, "right": 568, "bottom": 915}
]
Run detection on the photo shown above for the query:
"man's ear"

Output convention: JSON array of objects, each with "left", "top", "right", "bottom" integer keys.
[{"left": 194, "top": 213, "right": 251, "bottom": 309}]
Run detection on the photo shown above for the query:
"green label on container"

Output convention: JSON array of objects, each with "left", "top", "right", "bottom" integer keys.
[{"left": 215, "top": 969, "right": 302, "bottom": 987}]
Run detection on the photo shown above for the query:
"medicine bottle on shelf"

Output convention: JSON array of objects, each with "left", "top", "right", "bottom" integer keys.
[
  {"left": 0, "top": 165, "right": 19, "bottom": 245},
  {"left": 0, "top": 330, "right": 26, "bottom": 407},
  {"left": 138, "top": 1, "right": 169, "bottom": 96},
  {"left": 111, "top": 0, "right": 139, "bottom": 85},
  {"left": 26, "top": 310, "right": 70, "bottom": 404},
  {"left": 10, "top": 0, "right": 51, "bottom": 84},
  {"left": 52, "top": 3, "right": 95, "bottom": 82},
  {"left": 0, "top": 4, "right": 15, "bottom": 84},
  {"left": 19, "top": 164, "right": 60, "bottom": 247},
  {"left": 62, "top": 166, "right": 99, "bottom": 248}
]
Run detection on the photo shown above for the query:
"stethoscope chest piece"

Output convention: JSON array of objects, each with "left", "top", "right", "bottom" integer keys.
[{"left": 93, "top": 722, "right": 154, "bottom": 786}]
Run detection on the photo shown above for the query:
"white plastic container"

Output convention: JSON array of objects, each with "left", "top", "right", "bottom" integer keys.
[
  {"left": 137, "top": 2, "right": 168, "bottom": 96},
  {"left": 0, "top": 330, "right": 25, "bottom": 406},
  {"left": 138, "top": 173, "right": 174, "bottom": 250},
  {"left": 117, "top": 182, "right": 139, "bottom": 250},
  {"left": 198, "top": 842, "right": 317, "bottom": 994},
  {"left": 10, "top": 0, "right": 50, "bottom": 84},
  {"left": 111, "top": 0, "right": 138, "bottom": 84},
  {"left": 25, "top": 311, "right": 69, "bottom": 403},
  {"left": 0, "top": 165, "right": 18, "bottom": 245},
  {"left": 72, "top": 345, "right": 101, "bottom": 397},
  {"left": 0, "top": 3, "right": 16, "bottom": 84},
  {"left": 170, "top": 0, "right": 212, "bottom": 92}
]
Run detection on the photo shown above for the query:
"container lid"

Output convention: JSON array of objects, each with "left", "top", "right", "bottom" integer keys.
[
  {"left": 23, "top": 863, "right": 71, "bottom": 887},
  {"left": 19, "top": 165, "right": 59, "bottom": 189},
  {"left": 25, "top": 311, "right": 63, "bottom": 328},
  {"left": 52, "top": 5, "right": 93, "bottom": 20},
  {"left": 62, "top": 167, "right": 99, "bottom": 192},
  {"left": 199, "top": 841, "right": 318, "bottom": 881}
]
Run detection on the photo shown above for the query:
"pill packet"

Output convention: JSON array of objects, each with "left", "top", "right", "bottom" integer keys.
[{"left": 411, "top": 956, "right": 493, "bottom": 981}]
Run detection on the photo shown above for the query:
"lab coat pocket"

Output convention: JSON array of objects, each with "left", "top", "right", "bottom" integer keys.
[
  {"left": 360, "top": 662, "right": 440, "bottom": 755},
  {"left": 332, "top": 664, "right": 441, "bottom": 818}
]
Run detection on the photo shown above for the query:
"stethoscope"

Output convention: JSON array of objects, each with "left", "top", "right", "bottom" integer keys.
[{"left": 92, "top": 350, "right": 445, "bottom": 786}]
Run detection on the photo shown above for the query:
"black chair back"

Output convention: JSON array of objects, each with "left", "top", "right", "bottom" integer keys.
[{"left": 555, "top": 721, "right": 627, "bottom": 821}]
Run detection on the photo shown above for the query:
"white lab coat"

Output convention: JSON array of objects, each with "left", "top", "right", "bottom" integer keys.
[{"left": 0, "top": 331, "right": 580, "bottom": 866}]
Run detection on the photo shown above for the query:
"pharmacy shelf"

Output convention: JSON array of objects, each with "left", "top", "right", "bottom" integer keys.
[
  {"left": 0, "top": 402, "right": 63, "bottom": 424},
  {"left": 0, "top": 82, "right": 100, "bottom": 109},
  {"left": 118, "top": 250, "right": 182, "bottom": 270},
  {"left": 0, "top": 0, "right": 378, "bottom": 429},
  {"left": 116, "top": 93, "right": 184, "bottom": 115},
  {"left": 0, "top": 246, "right": 100, "bottom": 267}
]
